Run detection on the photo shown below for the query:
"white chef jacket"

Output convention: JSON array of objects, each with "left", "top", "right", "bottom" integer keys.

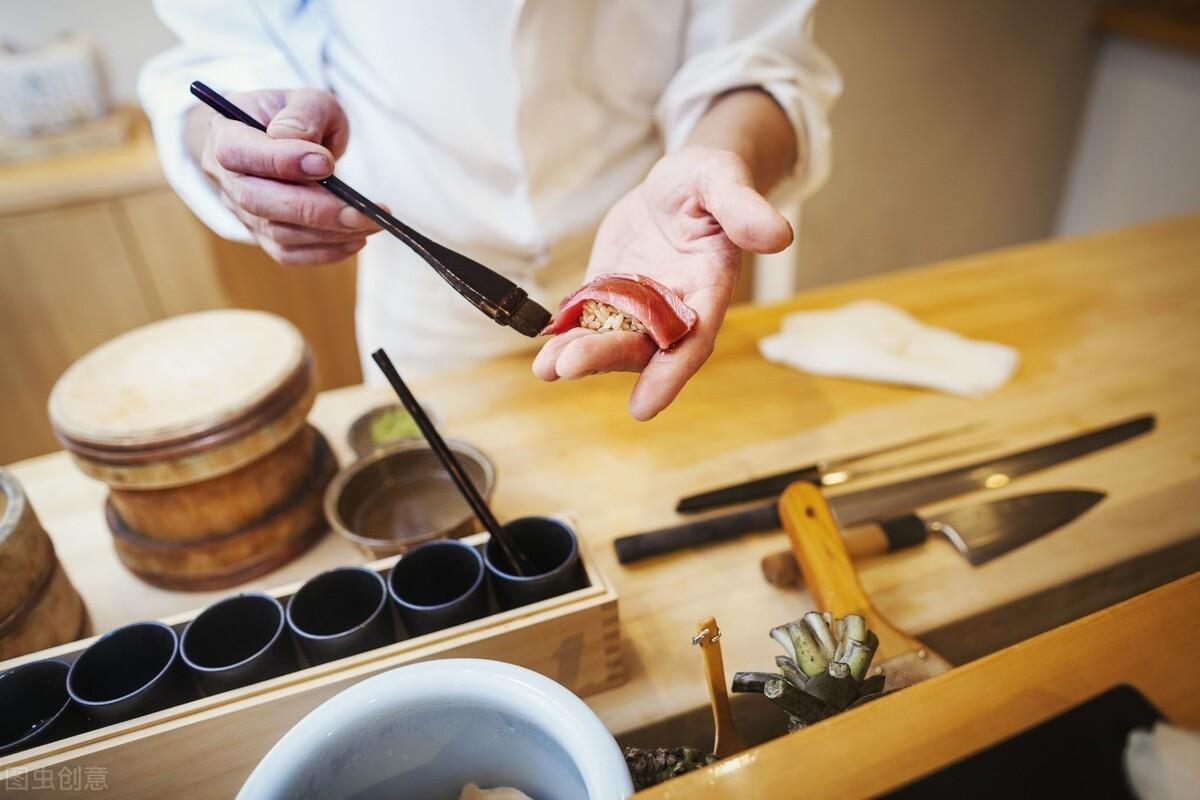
[{"left": 139, "top": 0, "right": 840, "bottom": 380}]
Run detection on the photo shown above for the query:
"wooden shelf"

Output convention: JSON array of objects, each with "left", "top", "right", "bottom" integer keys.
[{"left": 0, "top": 108, "right": 166, "bottom": 216}]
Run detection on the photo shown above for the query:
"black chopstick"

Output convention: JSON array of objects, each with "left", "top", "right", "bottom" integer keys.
[
  {"left": 372, "top": 349, "right": 531, "bottom": 575},
  {"left": 189, "top": 81, "right": 551, "bottom": 337}
]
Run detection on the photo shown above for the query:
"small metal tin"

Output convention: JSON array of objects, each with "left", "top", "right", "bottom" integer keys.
[
  {"left": 347, "top": 403, "right": 439, "bottom": 458},
  {"left": 325, "top": 439, "right": 495, "bottom": 558}
]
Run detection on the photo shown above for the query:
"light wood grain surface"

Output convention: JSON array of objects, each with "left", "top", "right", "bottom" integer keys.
[
  {"left": 641, "top": 572, "right": 1200, "bottom": 798},
  {"left": 5, "top": 215, "right": 1200, "bottom": 738}
]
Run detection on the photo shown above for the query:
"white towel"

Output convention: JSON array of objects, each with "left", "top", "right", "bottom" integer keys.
[{"left": 758, "top": 300, "right": 1019, "bottom": 397}]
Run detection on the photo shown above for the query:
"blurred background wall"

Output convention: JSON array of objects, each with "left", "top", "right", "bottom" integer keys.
[{"left": 2, "top": 0, "right": 1199, "bottom": 463}]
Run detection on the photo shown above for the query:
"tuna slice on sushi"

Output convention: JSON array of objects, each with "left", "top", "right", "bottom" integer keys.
[{"left": 540, "top": 273, "right": 698, "bottom": 349}]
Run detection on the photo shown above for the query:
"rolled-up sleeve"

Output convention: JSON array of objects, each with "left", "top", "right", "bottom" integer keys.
[
  {"left": 655, "top": 0, "right": 841, "bottom": 206},
  {"left": 137, "top": 0, "right": 324, "bottom": 242}
]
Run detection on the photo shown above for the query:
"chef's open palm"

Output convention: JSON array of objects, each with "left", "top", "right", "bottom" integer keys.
[{"left": 533, "top": 147, "right": 793, "bottom": 420}]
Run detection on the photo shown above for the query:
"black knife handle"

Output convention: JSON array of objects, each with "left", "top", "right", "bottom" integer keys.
[
  {"left": 614, "top": 502, "right": 782, "bottom": 564},
  {"left": 675, "top": 466, "right": 822, "bottom": 513},
  {"left": 877, "top": 513, "right": 929, "bottom": 551}
]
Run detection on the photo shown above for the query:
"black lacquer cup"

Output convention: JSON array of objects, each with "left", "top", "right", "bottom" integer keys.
[
  {"left": 66, "top": 621, "right": 193, "bottom": 726},
  {"left": 181, "top": 592, "right": 298, "bottom": 695},
  {"left": 286, "top": 567, "right": 394, "bottom": 665},
  {"left": 484, "top": 516, "right": 582, "bottom": 609},
  {"left": 0, "top": 659, "right": 77, "bottom": 756},
  {"left": 387, "top": 539, "right": 488, "bottom": 636}
]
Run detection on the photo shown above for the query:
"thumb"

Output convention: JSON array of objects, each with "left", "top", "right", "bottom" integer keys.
[
  {"left": 701, "top": 172, "right": 793, "bottom": 255},
  {"left": 266, "top": 89, "right": 350, "bottom": 158}
]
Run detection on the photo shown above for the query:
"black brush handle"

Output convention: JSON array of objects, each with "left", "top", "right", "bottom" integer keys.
[
  {"left": 614, "top": 502, "right": 782, "bottom": 564},
  {"left": 188, "top": 81, "right": 547, "bottom": 335}
]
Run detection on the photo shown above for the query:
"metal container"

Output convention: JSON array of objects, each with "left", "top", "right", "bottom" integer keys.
[
  {"left": 346, "top": 403, "right": 439, "bottom": 458},
  {"left": 324, "top": 439, "right": 495, "bottom": 558}
]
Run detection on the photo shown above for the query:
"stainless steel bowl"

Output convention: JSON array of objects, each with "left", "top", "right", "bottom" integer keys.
[{"left": 324, "top": 439, "right": 495, "bottom": 558}]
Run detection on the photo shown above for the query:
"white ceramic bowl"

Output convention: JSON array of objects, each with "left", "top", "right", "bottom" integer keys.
[{"left": 238, "top": 659, "right": 633, "bottom": 800}]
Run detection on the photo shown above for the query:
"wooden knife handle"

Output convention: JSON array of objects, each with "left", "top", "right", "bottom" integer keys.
[
  {"left": 761, "top": 513, "right": 929, "bottom": 587},
  {"left": 778, "top": 482, "right": 925, "bottom": 661}
]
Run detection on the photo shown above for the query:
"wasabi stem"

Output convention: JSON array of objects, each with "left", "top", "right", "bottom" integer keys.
[
  {"left": 839, "top": 639, "right": 872, "bottom": 682},
  {"left": 731, "top": 671, "right": 777, "bottom": 694},
  {"left": 803, "top": 611, "right": 838, "bottom": 661},
  {"left": 844, "top": 614, "right": 867, "bottom": 643},
  {"left": 786, "top": 621, "right": 828, "bottom": 678},
  {"left": 770, "top": 625, "right": 798, "bottom": 663},
  {"left": 775, "top": 655, "right": 808, "bottom": 690}
]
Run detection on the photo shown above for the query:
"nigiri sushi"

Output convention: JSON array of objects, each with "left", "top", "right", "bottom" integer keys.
[{"left": 540, "top": 273, "right": 697, "bottom": 349}]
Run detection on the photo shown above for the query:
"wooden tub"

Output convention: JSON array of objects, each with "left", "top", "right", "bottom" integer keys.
[
  {"left": 48, "top": 310, "right": 334, "bottom": 590},
  {"left": 0, "top": 468, "right": 88, "bottom": 660}
]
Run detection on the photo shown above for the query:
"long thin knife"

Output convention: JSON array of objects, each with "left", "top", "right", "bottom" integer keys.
[
  {"left": 613, "top": 414, "right": 1153, "bottom": 564},
  {"left": 676, "top": 423, "right": 983, "bottom": 513}
]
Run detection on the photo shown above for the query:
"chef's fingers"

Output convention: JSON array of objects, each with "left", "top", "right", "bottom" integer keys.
[
  {"left": 701, "top": 168, "right": 793, "bottom": 255},
  {"left": 266, "top": 89, "right": 352, "bottom": 158},
  {"left": 223, "top": 174, "right": 381, "bottom": 233},
  {"left": 532, "top": 327, "right": 592, "bottom": 381},
  {"left": 259, "top": 220, "right": 380, "bottom": 246},
  {"left": 627, "top": 288, "right": 727, "bottom": 420},
  {"left": 259, "top": 238, "right": 367, "bottom": 267},
  {"left": 553, "top": 331, "right": 657, "bottom": 379},
  {"left": 210, "top": 117, "right": 336, "bottom": 182}
]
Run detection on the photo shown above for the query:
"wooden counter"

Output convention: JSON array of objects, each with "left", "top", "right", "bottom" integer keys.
[{"left": 5, "top": 215, "right": 1200, "bottom": 738}]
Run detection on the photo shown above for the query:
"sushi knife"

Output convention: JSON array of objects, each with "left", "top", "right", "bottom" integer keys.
[
  {"left": 760, "top": 489, "right": 1106, "bottom": 586},
  {"left": 675, "top": 422, "right": 984, "bottom": 513},
  {"left": 189, "top": 81, "right": 551, "bottom": 337},
  {"left": 613, "top": 413, "right": 1154, "bottom": 564}
]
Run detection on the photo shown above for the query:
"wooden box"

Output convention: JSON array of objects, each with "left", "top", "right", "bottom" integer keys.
[{"left": 0, "top": 532, "right": 621, "bottom": 798}]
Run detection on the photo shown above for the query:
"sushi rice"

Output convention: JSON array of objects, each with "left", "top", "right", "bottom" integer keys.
[{"left": 579, "top": 299, "right": 647, "bottom": 335}]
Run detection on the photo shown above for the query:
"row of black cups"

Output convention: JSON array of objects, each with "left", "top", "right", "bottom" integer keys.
[{"left": 0, "top": 517, "right": 581, "bottom": 757}]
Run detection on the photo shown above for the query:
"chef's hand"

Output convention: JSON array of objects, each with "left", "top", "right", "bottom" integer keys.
[
  {"left": 186, "top": 88, "right": 382, "bottom": 265},
  {"left": 532, "top": 145, "right": 793, "bottom": 420}
]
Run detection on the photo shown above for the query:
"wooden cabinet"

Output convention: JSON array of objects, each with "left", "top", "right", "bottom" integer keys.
[{"left": 0, "top": 115, "right": 361, "bottom": 464}]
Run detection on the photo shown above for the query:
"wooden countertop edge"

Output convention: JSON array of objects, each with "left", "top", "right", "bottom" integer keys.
[{"left": 638, "top": 572, "right": 1200, "bottom": 798}]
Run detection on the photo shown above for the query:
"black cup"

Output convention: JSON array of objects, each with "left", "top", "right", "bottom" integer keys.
[
  {"left": 0, "top": 659, "right": 77, "bottom": 756},
  {"left": 387, "top": 539, "right": 488, "bottom": 636},
  {"left": 66, "top": 621, "right": 194, "bottom": 726},
  {"left": 484, "top": 516, "right": 582, "bottom": 609},
  {"left": 181, "top": 593, "right": 298, "bottom": 695},
  {"left": 286, "top": 567, "right": 394, "bottom": 665}
]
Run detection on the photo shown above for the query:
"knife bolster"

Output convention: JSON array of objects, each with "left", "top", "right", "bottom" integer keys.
[{"left": 877, "top": 513, "right": 929, "bottom": 552}]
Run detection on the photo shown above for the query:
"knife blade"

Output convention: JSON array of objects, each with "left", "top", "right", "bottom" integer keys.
[
  {"left": 613, "top": 414, "right": 1153, "bottom": 564},
  {"left": 675, "top": 423, "right": 983, "bottom": 513},
  {"left": 761, "top": 489, "right": 1106, "bottom": 586}
]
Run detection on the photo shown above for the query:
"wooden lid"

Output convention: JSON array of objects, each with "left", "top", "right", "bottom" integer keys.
[{"left": 50, "top": 310, "right": 307, "bottom": 452}]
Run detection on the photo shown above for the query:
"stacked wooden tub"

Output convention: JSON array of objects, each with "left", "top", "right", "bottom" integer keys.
[
  {"left": 48, "top": 310, "right": 335, "bottom": 590},
  {"left": 0, "top": 468, "right": 88, "bottom": 660}
]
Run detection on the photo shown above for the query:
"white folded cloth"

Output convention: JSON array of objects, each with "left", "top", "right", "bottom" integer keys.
[
  {"left": 758, "top": 299, "right": 1019, "bottom": 397},
  {"left": 1125, "top": 723, "right": 1200, "bottom": 800}
]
